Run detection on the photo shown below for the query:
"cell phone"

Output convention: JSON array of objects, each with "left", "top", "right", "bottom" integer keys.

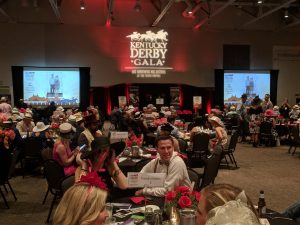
[{"left": 79, "top": 144, "right": 86, "bottom": 151}]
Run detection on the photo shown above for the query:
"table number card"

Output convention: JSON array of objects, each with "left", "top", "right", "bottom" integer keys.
[
  {"left": 110, "top": 131, "right": 128, "bottom": 140},
  {"left": 127, "top": 172, "right": 166, "bottom": 188}
]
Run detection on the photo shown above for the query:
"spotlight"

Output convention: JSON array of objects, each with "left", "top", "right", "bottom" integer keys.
[
  {"left": 284, "top": 9, "right": 289, "bottom": 18},
  {"left": 134, "top": 0, "right": 141, "bottom": 12},
  {"left": 80, "top": 0, "right": 85, "bottom": 10},
  {"left": 257, "top": 0, "right": 263, "bottom": 4},
  {"left": 187, "top": 10, "right": 193, "bottom": 15}
]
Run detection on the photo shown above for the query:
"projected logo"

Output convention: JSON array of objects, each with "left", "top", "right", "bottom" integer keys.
[{"left": 125, "top": 30, "right": 173, "bottom": 78}]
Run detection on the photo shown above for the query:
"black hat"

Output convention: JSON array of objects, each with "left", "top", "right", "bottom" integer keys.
[
  {"left": 110, "top": 141, "right": 126, "bottom": 156},
  {"left": 83, "top": 110, "right": 98, "bottom": 125},
  {"left": 81, "top": 136, "right": 110, "bottom": 159},
  {"left": 241, "top": 94, "right": 247, "bottom": 99},
  {"left": 161, "top": 123, "right": 174, "bottom": 133}
]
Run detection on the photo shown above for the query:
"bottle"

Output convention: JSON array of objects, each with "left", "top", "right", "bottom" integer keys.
[{"left": 258, "top": 190, "right": 266, "bottom": 217}]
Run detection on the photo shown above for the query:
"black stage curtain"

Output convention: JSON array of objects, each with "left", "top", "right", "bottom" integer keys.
[
  {"left": 79, "top": 67, "right": 90, "bottom": 111},
  {"left": 11, "top": 66, "right": 24, "bottom": 108},
  {"left": 214, "top": 69, "right": 224, "bottom": 109},
  {"left": 270, "top": 70, "right": 278, "bottom": 105}
]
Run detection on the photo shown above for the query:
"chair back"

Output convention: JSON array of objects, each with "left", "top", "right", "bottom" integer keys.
[
  {"left": 61, "top": 175, "right": 75, "bottom": 194},
  {"left": 8, "top": 149, "right": 18, "bottom": 179},
  {"left": 291, "top": 126, "right": 300, "bottom": 142},
  {"left": 41, "top": 147, "right": 53, "bottom": 162},
  {"left": 187, "top": 168, "right": 200, "bottom": 191},
  {"left": 178, "top": 138, "right": 188, "bottom": 153},
  {"left": 43, "top": 159, "right": 65, "bottom": 194},
  {"left": 0, "top": 148, "right": 12, "bottom": 184},
  {"left": 227, "top": 131, "right": 239, "bottom": 152},
  {"left": 200, "top": 146, "right": 222, "bottom": 190},
  {"left": 260, "top": 121, "right": 273, "bottom": 135},
  {"left": 192, "top": 133, "right": 210, "bottom": 154},
  {"left": 24, "top": 137, "right": 42, "bottom": 158}
]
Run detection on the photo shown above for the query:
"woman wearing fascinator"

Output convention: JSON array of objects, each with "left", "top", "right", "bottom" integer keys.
[
  {"left": 53, "top": 172, "right": 109, "bottom": 225},
  {"left": 196, "top": 184, "right": 261, "bottom": 225}
]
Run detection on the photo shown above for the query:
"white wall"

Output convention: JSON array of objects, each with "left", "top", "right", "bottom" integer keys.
[{"left": 1, "top": 23, "right": 300, "bottom": 104}]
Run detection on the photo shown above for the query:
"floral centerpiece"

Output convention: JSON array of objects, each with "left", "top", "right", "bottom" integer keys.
[
  {"left": 0, "top": 113, "right": 16, "bottom": 150},
  {"left": 165, "top": 186, "right": 201, "bottom": 211}
]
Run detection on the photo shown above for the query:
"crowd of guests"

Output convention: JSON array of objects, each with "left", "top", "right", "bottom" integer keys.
[{"left": 1, "top": 96, "right": 299, "bottom": 225}]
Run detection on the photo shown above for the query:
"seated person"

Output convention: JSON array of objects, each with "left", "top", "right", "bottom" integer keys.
[
  {"left": 157, "top": 123, "right": 180, "bottom": 152},
  {"left": 190, "top": 116, "right": 211, "bottom": 142},
  {"left": 197, "top": 183, "right": 260, "bottom": 225},
  {"left": 16, "top": 113, "right": 35, "bottom": 137},
  {"left": 77, "top": 136, "right": 128, "bottom": 192},
  {"left": 53, "top": 172, "right": 109, "bottom": 225},
  {"left": 135, "top": 136, "right": 191, "bottom": 197},
  {"left": 157, "top": 116, "right": 183, "bottom": 139},
  {"left": 125, "top": 119, "right": 144, "bottom": 147},
  {"left": 208, "top": 116, "right": 228, "bottom": 150},
  {"left": 32, "top": 121, "right": 54, "bottom": 149},
  {"left": 53, "top": 123, "right": 79, "bottom": 176}
]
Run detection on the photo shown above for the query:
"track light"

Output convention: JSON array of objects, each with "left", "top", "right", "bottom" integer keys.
[
  {"left": 284, "top": 9, "right": 289, "bottom": 18},
  {"left": 134, "top": 0, "right": 141, "bottom": 12},
  {"left": 80, "top": 0, "right": 85, "bottom": 10}
]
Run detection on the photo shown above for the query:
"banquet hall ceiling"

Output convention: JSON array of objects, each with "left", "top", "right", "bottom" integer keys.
[{"left": 1, "top": 0, "right": 300, "bottom": 31}]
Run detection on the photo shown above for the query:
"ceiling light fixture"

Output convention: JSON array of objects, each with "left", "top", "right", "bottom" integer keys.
[
  {"left": 284, "top": 9, "right": 289, "bottom": 18},
  {"left": 134, "top": 0, "right": 141, "bottom": 12},
  {"left": 80, "top": 0, "right": 85, "bottom": 10},
  {"left": 257, "top": 0, "right": 263, "bottom": 4}
]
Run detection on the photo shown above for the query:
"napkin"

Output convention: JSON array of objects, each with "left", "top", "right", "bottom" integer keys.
[{"left": 130, "top": 196, "right": 145, "bottom": 204}]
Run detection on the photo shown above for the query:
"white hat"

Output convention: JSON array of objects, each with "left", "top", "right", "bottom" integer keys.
[
  {"left": 12, "top": 107, "right": 20, "bottom": 115},
  {"left": 56, "top": 106, "right": 65, "bottom": 111},
  {"left": 0, "top": 96, "right": 7, "bottom": 102},
  {"left": 292, "top": 105, "right": 300, "bottom": 110},
  {"left": 273, "top": 105, "right": 279, "bottom": 111},
  {"left": 25, "top": 108, "right": 33, "bottom": 115},
  {"left": 33, "top": 122, "right": 50, "bottom": 132},
  {"left": 229, "top": 106, "right": 236, "bottom": 111},
  {"left": 68, "top": 115, "right": 76, "bottom": 123},
  {"left": 24, "top": 113, "right": 32, "bottom": 119},
  {"left": 59, "top": 123, "right": 75, "bottom": 134},
  {"left": 209, "top": 116, "right": 224, "bottom": 127}
]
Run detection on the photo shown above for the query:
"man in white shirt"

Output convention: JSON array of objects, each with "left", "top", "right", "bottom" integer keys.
[
  {"left": 135, "top": 136, "right": 191, "bottom": 197},
  {"left": 0, "top": 97, "right": 12, "bottom": 115}
]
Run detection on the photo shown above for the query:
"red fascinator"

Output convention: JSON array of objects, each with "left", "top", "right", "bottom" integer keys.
[{"left": 77, "top": 172, "right": 108, "bottom": 191}]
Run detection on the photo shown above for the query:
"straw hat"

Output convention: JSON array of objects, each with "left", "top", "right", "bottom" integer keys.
[
  {"left": 273, "top": 105, "right": 279, "bottom": 111},
  {"left": 12, "top": 107, "right": 20, "bottom": 115},
  {"left": 292, "top": 105, "right": 300, "bottom": 110},
  {"left": 229, "top": 106, "right": 236, "bottom": 111},
  {"left": 209, "top": 116, "right": 224, "bottom": 127},
  {"left": 68, "top": 115, "right": 76, "bottom": 123},
  {"left": 24, "top": 113, "right": 32, "bottom": 119},
  {"left": 0, "top": 96, "right": 7, "bottom": 102},
  {"left": 33, "top": 122, "right": 50, "bottom": 132},
  {"left": 56, "top": 106, "right": 65, "bottom": 112},
  {"left": 59, "top": 123, "right": 75, "bottom": 139}
]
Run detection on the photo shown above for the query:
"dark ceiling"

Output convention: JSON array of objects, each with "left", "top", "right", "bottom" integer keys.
[{"left": 1, "top": 0, "right": 300, "bottom": 31}]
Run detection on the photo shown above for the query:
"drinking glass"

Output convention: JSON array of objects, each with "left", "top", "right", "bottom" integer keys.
[
  {"left": 105, "top": 216, "right": 116, "bottom": 225},
  {"left": 105, "top": 203, "right": 113, "bottom": 218},
  {"left": 144, "top": 206, "right": 154, "bottom": 225}
]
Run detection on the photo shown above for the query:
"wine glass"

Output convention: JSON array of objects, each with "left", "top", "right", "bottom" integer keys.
[{"left": 144, "top": 206, "right": 154, "bottom": 225}]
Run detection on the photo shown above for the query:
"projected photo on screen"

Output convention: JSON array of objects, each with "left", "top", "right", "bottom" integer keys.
[
  {"left": 224, "top": 71, "right": 270, "bottom": 105},
  {"left": 23, "top": 68, "right": 80, "bottom": 106}
]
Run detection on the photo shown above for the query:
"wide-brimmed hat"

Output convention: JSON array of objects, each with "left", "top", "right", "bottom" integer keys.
[
  {"left": 0, "top": 97, "right": 7, "bottom": 102},
  {"left": 12, "top": 107, "right": 20, "bottom": 115},
  {"left": 264, "top": 109, "right": 276, "bottom": 117},
  {"left": 292, "top": 105, "right": 300, "bottom": 110},
  {"left": 273, "top": 105, "right": 279, "bottom": 111},
  {"left": 134, "top": 111, "right": 142, "bottom": 120},
  {"left": 24, "top": 113, "right": 32, "bottom": 119},
  {"left": 59, "top": 123, "right": 75, "bottom": 139},
  {"left": 81, "top": 136, "right": 110, "bottom": 159},
  {"left": 229, "top": 106, "right": 236, "bottom": 111},
  {"left": 209, "top": 116, "right": 224, "bottom": 127},
  {"left": 56, "top": 106, "right": 65, "bottom": 112},
  {"left": 33, "top": 122, "right": 50, "bottom": 132},
  {"left": 68, "top": 115, "right": 76, "bottom": 123}
]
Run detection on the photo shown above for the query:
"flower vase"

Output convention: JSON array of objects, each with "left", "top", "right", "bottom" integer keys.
[{"left": 169, "top": 206, "right": 180, "bottom": 225}]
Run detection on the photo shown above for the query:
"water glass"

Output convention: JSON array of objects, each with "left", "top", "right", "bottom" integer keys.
[
  {"left": 179, "top": 209, "right": 196, "bottom": 225},
  {"left": 105, "top": 203, "right": 113, "bottom": 218},
  {"left": 144, "top": 206, "right": 155, "bottom": 225},
  {"left": 105, "top": 216, "right": 116, "bottom": 225}
]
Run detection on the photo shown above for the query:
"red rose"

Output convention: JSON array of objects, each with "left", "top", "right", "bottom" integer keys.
[
  {"left": 175, "top": 186, "right": 190, "bottom": 195},
  {"left": 191, "top": 191, "right": 201, "bottom": 202},
  {"left": 178, "top": 196, "right": 192, "bottom": 208},
  {"left": 165, "top": 191, "right": 176, "bottom": 202}
]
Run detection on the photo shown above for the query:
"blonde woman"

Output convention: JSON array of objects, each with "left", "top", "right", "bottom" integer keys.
[
  {"left": 53, "top": 172, "right": 108, "bottom": 225},
  {"left": 208, "top": 116, "right": 228, "bottom": 150},
  {"left": 196, "top": 184, "right": 260, "bottom": 225}
]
